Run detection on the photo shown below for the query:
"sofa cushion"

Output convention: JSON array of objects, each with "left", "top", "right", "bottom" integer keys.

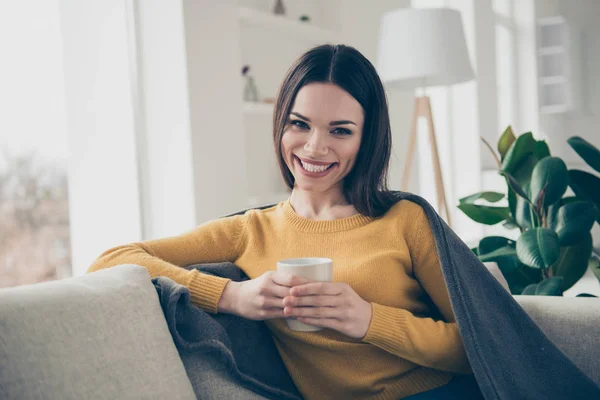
[
  {"left": 515, "top": 295, "right": 600, "bottom": 385},
  {"left": 0, "top": 264, "right": 196, "bottom": 400}
]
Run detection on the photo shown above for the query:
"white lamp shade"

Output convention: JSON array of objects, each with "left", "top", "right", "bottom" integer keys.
[{"left": 377, "top": 8, "right": 475, "bottom": 90}]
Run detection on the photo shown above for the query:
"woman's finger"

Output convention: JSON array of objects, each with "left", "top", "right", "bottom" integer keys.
[
  {"left": 266, "top": 282, "right": 293, "bottom": 299},
  {"left": 291, "top": 282, "right": 344, "bottom": 296},
  {"left": 284, "top": 306, "right": 339, "bottom": 319},
  {"left": 271, "top": 271, "right": 313, "bottom": 288},
  {"left": 260, "top": 296, "right": 285, "bottom": 309},
  {"left": 283, "top": 294, "right": 342, "bottom": 308}
]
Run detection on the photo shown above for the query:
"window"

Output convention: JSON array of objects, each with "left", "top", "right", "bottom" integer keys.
[{"left": 0, "top": 0, "right": 71, "bottom": 288}]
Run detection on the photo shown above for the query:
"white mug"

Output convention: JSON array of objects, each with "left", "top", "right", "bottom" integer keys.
[{"left": 276, "top": 257, "right": 334, "bottom": 332}]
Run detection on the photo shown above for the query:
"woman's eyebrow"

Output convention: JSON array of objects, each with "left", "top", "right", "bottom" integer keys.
[{"left": 290, "top": 111, "right": 356, "bottom": 126}]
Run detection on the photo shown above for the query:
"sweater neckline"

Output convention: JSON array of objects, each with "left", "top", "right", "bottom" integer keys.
[{"left": 282, "top": 199, "right": 374, "bottom": 233}]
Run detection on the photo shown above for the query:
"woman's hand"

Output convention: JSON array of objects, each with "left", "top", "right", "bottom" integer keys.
[
  {"left": 283, "top": 282, "right": 373, "bottom": 339},
  {"left": 218, "top": 271, "right": 311, "bottom": 321}
]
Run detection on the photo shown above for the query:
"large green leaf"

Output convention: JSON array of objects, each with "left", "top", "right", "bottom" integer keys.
[
  {"left": 567, "top": 136, "right": 600, "bottom": 173},
  {"left": 477, "top": 236, "right": 517, "bottom": 265},
  {"left": 457, "top": 204, "right": 510, "bottom": 225},
  {"left": 501, "top": 133, "right": 550, "bottom": 207},
  {"left": 458, "top": 191, "right": 509, "bottom": 225},
  {"left": 552, "top": 233, "right": 593, "bottom": 290},
  {"left": 530, "top": 157, "right": 569, "bottom": 208},
  {"left": 498, "top": 126, "right": 516, "bottom": 160},
  {"left": 459, "top": 191, "right": 505, "bottom": 204},
  {"left": 547, "top": 197, "right": 578, "bottom": 232},
  {"left": 516, "top": 228, "right": 560, "bottom": 269},
  {"left": 477, "top": 236, "right": 530, "bottom": 294},
  {"left": 478, "top": 236, "right": 515, "bottom": 254},
  {"left": 501, "top": 132, "right": 535, "bottom": 175},
  {"left": 515, "top": 196, "right": 534, "bottom": 228},
  {"left": 479, "top": 247, "right": 517, "bottom": 261},
  {"left": 500, "top": 261, "right": 543, "bottom": 295},
  {"left": 500, "top": 171, "right": 531, "bottom": 202},
  {"left": 553, "top": 201, "right": 598, "bottom": 246},
  {"left": 507, "top": 188, "right": 521, "bottom": 227},
  {"left": 533, "top": 140, "right": 551, "bottom": 160},
  {"left": 521, "top": 277, "right": 564, "bottom": 296},
  {"left": 569, "top": 169, "right": 600, "bottom": 223},
  {"left": 477, "top": 235, "right": 540, "bottom": 294}
]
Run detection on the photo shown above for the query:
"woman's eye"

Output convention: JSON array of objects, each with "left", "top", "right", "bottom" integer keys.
[
  {"left": 290, "top": 120, "right": 309, "bottom": 129},
  {"left": 289, "top": 119, "right": 351, "bottom": 135},
  {"left": 333, "top": 128, "right": 352, "bottom": 135}
]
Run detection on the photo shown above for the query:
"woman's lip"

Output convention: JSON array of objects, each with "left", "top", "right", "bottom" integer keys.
[
  {"left": 294, "top": 155, "right": 336, "bottom": 166},
  {"left": 294, "top": 156, "right": 337, "bottom": 177}
]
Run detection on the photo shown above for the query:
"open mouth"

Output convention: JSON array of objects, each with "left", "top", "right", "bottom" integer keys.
[{"left": 294, "top": 155, "right": 337, "bottom": 175}]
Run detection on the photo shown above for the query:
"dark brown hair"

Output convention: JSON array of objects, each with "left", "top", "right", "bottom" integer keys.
[{"left": 273, "top": 44, "right": 398, "bottom": 217}]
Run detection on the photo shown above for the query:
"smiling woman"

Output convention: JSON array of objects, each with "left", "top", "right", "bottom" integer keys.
[
  {"left": 88, "top": 44, "right": 483, "bottom": 399},
  {"left": 279, "top": 83, "right": 364, "bottom": 213},
  {"left": 273, "top": 45, "right": 397, "bottom": 219}
]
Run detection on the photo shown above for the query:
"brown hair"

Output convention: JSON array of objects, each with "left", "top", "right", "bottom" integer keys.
[{"left": 273, "top": 44, "right": 398, "bottom": 217}]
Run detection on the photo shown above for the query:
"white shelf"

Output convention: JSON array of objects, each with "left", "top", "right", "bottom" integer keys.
[
  {"left": 540, "top": 76, "right": 567, "bottom": 85},
  {"left": 243, "top": 101, "right": 274, "bottom": 115},
  {"left": 236, "top": 6, "right": 337, "bottom": 42},
  {"left": 537, "top": 16, "right": 571, "bottom": 114}
]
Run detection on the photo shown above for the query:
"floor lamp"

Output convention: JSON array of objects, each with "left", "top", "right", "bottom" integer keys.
[{"left": 377, "top": 8, "right": 475, "bottom": 227}]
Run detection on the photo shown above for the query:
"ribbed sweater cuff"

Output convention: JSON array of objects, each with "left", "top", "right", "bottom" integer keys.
[
  {"left": 188, "top": 271, "right": 231, "bottom": 314},
  {"left": 362, "top": 302, "right": 409, "bottom": 352}
]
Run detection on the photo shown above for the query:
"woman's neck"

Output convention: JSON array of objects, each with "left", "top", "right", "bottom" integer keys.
[{"left": 289, "top": 187, "right": 359, "bottom": 220}]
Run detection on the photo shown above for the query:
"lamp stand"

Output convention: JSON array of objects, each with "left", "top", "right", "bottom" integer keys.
[{"left": 401, "top": 96, "right": 452, "bottom": 227}]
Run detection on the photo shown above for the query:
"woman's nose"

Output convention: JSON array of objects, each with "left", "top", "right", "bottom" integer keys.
[{"left": 304, "top": 131, "right": 328, "bottom": 155}]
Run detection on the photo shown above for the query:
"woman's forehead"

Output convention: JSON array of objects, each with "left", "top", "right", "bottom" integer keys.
[{"left": 291, "top": 83, "right": 364, "bottom": 124}]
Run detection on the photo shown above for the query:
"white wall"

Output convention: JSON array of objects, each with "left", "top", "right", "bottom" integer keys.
[
  {"left": 132, "top": 0, "right": 249, "bottom": 233},
  {"left": 182, "top": 0, "right": 249, "bottom": 224},
  {"left": 58, "top": 0, "right": 142, "bottom": 274}
]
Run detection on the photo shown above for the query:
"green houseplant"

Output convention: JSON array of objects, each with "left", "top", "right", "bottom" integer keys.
[{"left": 458, "top": 127, "right": 600, "bottom": 296}]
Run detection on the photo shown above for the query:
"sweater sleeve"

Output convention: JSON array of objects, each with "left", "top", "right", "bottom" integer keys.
[
  {"left": 87, "top": 213, "right": 248, "bottom": 313},
  {"left": 361, "top": 208, "right": 472, "bottom": 374}
]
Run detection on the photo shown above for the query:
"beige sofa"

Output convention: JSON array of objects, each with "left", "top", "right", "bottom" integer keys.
[{"left": 0, "top": 264, "right": 598, "bottom": 399}]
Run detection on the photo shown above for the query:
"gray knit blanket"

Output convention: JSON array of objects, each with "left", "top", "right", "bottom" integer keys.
[{"left": 152, "top": 192, "right": 600, "bottom": 399}]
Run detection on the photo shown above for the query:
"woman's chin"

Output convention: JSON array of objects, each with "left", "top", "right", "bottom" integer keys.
[{"left": 293, "top": 178, "right": 340, "bottom": 193}]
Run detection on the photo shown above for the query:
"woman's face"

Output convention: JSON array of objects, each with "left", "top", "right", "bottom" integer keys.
[{"left": 281, "top": 83, "right": 364, "bottom": 195}]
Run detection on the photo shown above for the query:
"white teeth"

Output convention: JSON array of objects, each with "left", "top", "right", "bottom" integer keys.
[{"left": 299, "top": 159, "right": 331, "bottom": 173}]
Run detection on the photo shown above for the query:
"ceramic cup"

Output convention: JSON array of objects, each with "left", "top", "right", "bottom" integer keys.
[{"left": 276, "top": 257, "right": 334, "bottom": 332}]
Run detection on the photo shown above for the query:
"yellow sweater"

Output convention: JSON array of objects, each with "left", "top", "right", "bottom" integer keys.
[{"left": 88, "top": 199, "right": 472, "bottom": 399}]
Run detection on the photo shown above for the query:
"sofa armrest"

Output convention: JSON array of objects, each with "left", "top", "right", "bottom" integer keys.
[
  {"left": 0, "top": 264, "right": 196, "bottom": 400},
  {"left": 514, "top": 295, "right": 600, "bottom": 386}
]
